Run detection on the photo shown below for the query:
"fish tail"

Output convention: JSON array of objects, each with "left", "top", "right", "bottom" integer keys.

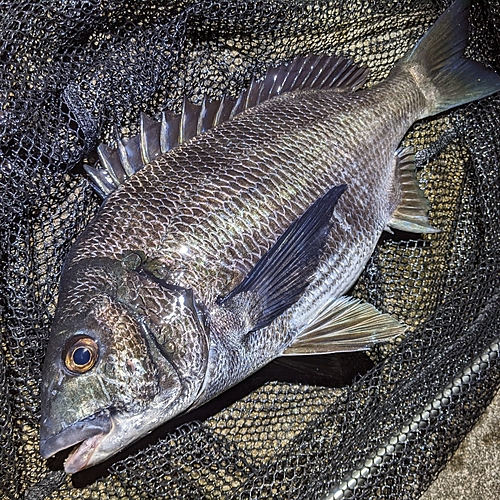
[{"left": 401, "top": 0, "right": 500, "bottom": 116}]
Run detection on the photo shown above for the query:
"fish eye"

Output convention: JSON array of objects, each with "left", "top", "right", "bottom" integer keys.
[{"left": 64, "top": 336, "right": 99, "bottom": 374}]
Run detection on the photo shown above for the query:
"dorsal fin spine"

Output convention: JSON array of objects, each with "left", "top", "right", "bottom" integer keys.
[
  {"left": 229, "top": 92, "right": 245, "bottom": 120},
  {"left": 88, "top": 54, "right": 369, "bottom": 198},
  {"left": 84, "top": 162, "right": 114, "bottom": 197},
  {"left": 140, "top": 112, "right": 161, "bottom": 164},
  {"left": 114, "top": 130, "right": 131, "bottom": 180},
  {"left": 160, "top": 110, "right": 180, "bottom": 152},
  {"left": 198, "top": 97, "right": 208, "bottom": 134},
  {"left": 215, "top": 97, "right": 233, "bottom": 127},
  {"left": 244, "top": 79, "right": 259, "bottom": 109}
]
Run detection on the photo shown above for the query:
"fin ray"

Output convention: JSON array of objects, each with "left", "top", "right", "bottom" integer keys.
[
  {"left": 401, "top": 0, "right": 500, "bottom": 116},
  {"left": 160, "top": 110, "right": 180, "bottom": 152},
  {"left": 88, "top": 55, "right": 368, "bottom": 197},
  {"left": 389, "top": 147, "right": 439, "bottom": 234},
  {"left": 285, "top": 296, "right": 405, "bottom": 355},
  {"left": 218, "top": 185, "right": 348, "bottom": 332},
  {"left": 115, "top": 129, "right": 143, "bottom": 177},
  {"left": 180, "top": 97, "right": 201, "bottom": 144},
  {"left": 140, "top": 112, "right": 161, "bottom": 164}
]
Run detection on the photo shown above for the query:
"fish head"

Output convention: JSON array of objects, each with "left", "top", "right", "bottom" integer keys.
[{"left": 40, "top": 255, "right": 210, "bottom": 473}]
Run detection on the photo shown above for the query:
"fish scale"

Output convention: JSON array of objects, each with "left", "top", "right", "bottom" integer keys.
[
  {"left": 70, "top": 84, "right": 414, "bottom": 299},
  {"left": 40, "top": 0, "right": 500, "bottom": 473},
  {"left": 61, "top": 80, "right": 408, "bottom": 400}
]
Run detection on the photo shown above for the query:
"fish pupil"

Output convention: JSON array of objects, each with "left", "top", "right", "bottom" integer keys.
[{"left": 73, "top": 347, "right": 91, "bottom": 366}]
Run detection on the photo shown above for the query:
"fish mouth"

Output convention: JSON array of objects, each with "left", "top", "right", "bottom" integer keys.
[{"left": 40, "top": 411, "right": 112, "bottom": 473}]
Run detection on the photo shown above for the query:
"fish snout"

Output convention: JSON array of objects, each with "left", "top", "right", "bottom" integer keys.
[{"left": 39, "top": 410, "right": 112, "bottom": 461}]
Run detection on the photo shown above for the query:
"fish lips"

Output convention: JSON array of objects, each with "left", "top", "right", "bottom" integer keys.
[{"left": 40, "top": 410, "right": 112, "bottom": 473}]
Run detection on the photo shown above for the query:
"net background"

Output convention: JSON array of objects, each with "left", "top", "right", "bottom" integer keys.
[{"left": 1, "top": 0, "right": 499, "bottom": 498}]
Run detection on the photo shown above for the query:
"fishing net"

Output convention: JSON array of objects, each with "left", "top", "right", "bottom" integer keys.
[{"left": 1, "top": 0, "right": 500, "bottom": 498}]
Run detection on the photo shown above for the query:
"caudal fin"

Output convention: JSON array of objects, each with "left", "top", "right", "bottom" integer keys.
[{"left": 402, "top": 0, "right": 500, "bottom": 116}]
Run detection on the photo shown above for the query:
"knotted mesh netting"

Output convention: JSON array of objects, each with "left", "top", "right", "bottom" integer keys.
[{"left": 1, "top": 0, "right": 500, "bottom": 498}]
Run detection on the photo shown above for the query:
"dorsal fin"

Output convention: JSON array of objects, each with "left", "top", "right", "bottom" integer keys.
[{"left": 85, "top": 55, "right": 368, "bottom": 198}]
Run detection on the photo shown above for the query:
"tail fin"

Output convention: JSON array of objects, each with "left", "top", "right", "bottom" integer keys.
[{"left": 401, "top": 0, "right": 500, "bottom": 116}]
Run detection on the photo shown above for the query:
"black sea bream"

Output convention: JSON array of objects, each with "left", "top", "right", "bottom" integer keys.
[{"left": 40, "top": 0, "right": 500, "bottom": 473}]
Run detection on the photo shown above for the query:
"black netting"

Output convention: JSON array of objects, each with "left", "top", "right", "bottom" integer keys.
[{"left": 1, "top": 1, "right": 500, "bottom": 499}]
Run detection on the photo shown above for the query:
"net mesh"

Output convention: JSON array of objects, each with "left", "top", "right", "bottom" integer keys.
[{"left": 1, "top": 0, "right": 500, "bottom": 498}]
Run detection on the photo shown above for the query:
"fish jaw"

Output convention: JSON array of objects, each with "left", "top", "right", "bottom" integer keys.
[
  {"left": 64, "top": 432, "right": 107, "bottom": 473},
  {"left": 62, "top": 412, "right": 144, "bottom": 473},
  {"left": 39, "top": 410, "right": 111, "bottom": 460},
  {"left": 39, "top": 410, "right": 111, "bottom": 472},
  {"left": 39, "top": 394, "right": 185, "bottom": 473}
]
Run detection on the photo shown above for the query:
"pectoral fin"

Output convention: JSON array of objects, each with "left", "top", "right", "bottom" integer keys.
[
  {"left": 218, "top": 185, "right": 347, "bottom": 332},
  {"left": 284, "top": 296, "right": 405, "bottom": 355}
]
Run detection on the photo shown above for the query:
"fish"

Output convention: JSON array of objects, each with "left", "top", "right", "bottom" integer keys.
[{"left": 40, "top": 0, "right": 500, "bottom": 473}]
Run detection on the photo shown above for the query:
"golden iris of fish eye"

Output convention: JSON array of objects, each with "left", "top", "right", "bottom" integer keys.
[{"left": 64, "top": 337, "right": 99, "bottom": 374}]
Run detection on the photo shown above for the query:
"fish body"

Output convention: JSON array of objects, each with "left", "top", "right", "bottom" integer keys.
[{"left": 40, "top": 0, "right": 500, "bottom": 473}]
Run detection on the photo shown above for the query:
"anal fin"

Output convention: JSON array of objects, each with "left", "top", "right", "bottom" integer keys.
[
  {"left": 388, "top": 147, "right": 439, "bottom": 234},
  {"left": 284, "top": 296, "right": 405, "bottom": 355}
]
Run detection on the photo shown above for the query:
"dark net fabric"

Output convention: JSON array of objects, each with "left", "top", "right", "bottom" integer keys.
[{"left": 1, "top": 0, "right": 500, "bottom": 498}]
